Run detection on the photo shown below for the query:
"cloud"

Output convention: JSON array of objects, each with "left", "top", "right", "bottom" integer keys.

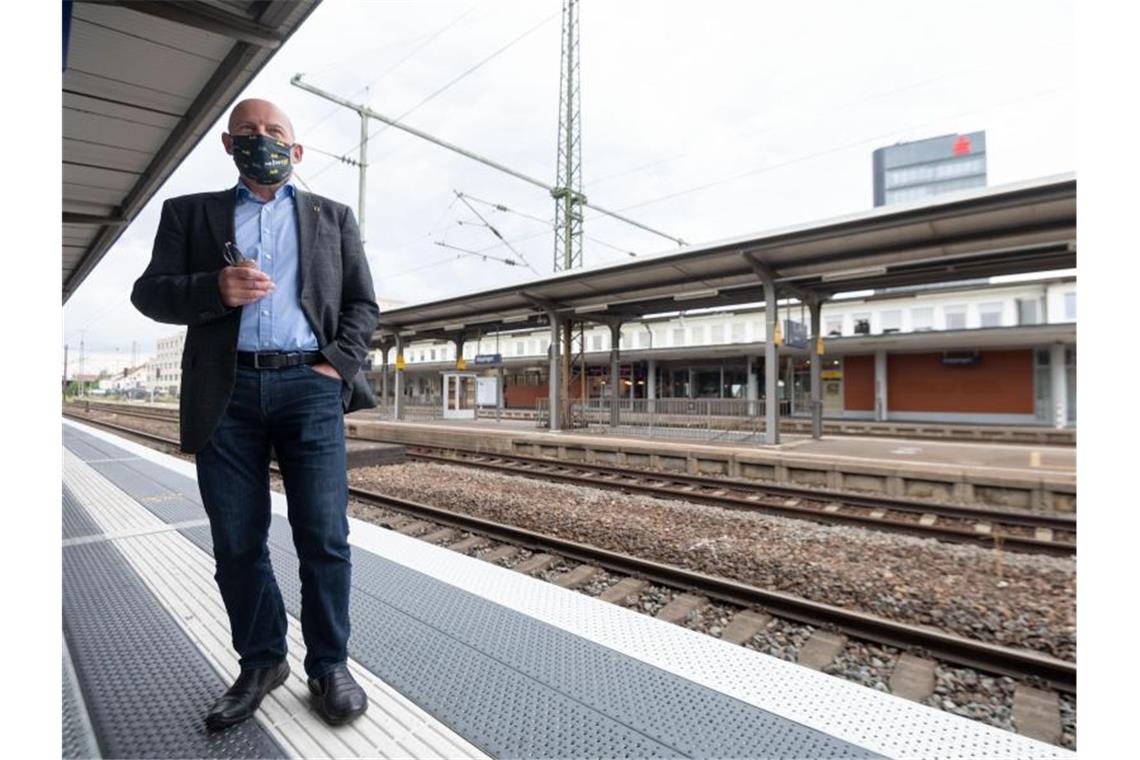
[{"left": 64, "top": 0, "right": 1075, "bottom": 356}]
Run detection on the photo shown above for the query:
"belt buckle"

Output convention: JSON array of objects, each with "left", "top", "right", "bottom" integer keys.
[{"left": 252, "top": 352, "right": 266, "bottom": 369}]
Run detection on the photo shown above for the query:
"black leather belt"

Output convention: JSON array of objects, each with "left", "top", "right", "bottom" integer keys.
[{"left": 237, "top": 351, "right": 324, "bottom": 369}]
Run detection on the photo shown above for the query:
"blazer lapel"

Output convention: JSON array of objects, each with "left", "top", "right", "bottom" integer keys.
[
  {"left": 204, "top": 188, "right": 236, "bottom": 265},
  {"left": 294, "top": 188, "right": 321, "bottom": 298}
]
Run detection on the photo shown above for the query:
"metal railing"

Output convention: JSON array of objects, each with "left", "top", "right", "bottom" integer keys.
[
  {"left": 369, "top": 400, "right": 444, "bottom": 422},
  {"left": 538, "top": 397, "right": 776, "bottom": 442}
]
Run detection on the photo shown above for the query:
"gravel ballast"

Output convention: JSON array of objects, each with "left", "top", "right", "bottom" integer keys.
[{"left": 350, "top": 461, "right": 1076, "bottom": 661}]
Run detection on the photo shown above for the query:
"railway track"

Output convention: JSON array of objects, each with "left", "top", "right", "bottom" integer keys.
[
  {"left": 64, "top": 402, "right": 1076, "bottom": 555},
  {"left": 63, "top": 410, "right": 1076, "bottom": 696},
  {"left": 405, "top": 446, "right": 1075, "bottom": 556}
]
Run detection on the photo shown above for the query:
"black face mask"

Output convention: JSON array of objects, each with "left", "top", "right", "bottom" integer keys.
[{"left": 229, "top": 133, "right": 294, "bottom": 185}]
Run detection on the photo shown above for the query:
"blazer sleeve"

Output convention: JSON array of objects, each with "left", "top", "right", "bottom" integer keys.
[
  {"left": 130, "top": 199, "right": 236, "bottom": 326},
  {"left": 319, "top": 205, "right": 380, "bottom": 381}
]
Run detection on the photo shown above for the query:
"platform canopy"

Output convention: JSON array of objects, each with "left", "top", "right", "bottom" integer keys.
[
  {"left": 374, "top": 173, "right": 1076, "bottom": 344},
  {"left": 62, "top": 0, "right": 322, "bottom": 303}
]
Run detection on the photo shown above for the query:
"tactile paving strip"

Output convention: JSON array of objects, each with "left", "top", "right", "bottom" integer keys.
[
  {"left": 62, "top": 641, "right": 100, "bottom": 760},
  {"left": 62, "top": 537, "right": 285, "bottom": 758},
  {"left": 62, "top": 483, "right": 102, "bottom": 540},
  {"left": 64, "top": 446, "right": 489, "bottom": 760},
  {"left": 65, "top": 425, "right": 878, "bottom": 759}
]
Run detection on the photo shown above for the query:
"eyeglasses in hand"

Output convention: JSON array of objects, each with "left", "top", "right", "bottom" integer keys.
[{"left": 223, "top": 241, "right": 257, "bottom": 268}]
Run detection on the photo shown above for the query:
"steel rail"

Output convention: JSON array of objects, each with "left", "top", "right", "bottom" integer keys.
[
  {"left": 347, "top": 483, "right": 1076, "bottom": 694},
  {"left": 406, "top": 447, "right": 1075, "bottom": 555},
  {"left": 64, "top": 405, "right": 1076, "bottom": 551}
]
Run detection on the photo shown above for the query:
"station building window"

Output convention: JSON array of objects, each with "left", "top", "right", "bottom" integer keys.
[
  {"left": 514, "top": 341, "right": 524, "bottom": 356},
  {"left": 911, "top": 307, "right": 934, "bottom": 331},
  {"left": 825, "top": 316, "right": 843, "bottom": 337},
  {"left": 711, "top": 324, "right": 725, "bottom": 343},
  {"left": 944, "top": 306, "right": 967, "bottom": 330},
  {"left": 689, "top": 325, "right": 706, "bottom": 345},
  {"left": 731, "top": 322, "right": 746, "bottom": 343},
  {"left": 853, "top": 313, "right": 871, "bottom": 335},
  {"left": 880, "top": 310, "right": 901, "bottom": 334},
  {"left": 1017, "top": 298, "right": 1042, "bottom": 325},
  {"left": 694, "top": 367, "right": 721, "bottom": 398},
  {"left": 979, "top": 302, "right": 1003, "bottom": 328},
  {"left": 723, "top": 366, "right": 747, "bottom": 399},
  {"left": 636, "top": 331, "right": 649, "bottom": 349},
  {"left": 1064, "top": 292, "right": 1076, "bottom": 321},
  {"left": 672, "top": 328, "right": 685, "bottom": 346}
]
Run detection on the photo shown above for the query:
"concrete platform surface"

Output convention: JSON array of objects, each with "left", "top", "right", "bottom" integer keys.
[
  {"left": 349, "top": 417, "right": 1073, "bottom": 475},
  {"left": 62, "top": 418, "right": 1073, "bottom": 759}
]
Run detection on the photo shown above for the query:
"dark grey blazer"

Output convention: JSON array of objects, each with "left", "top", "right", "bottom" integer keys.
[{"left": 130, "top": 186, "right": 380, "bottom": 453}]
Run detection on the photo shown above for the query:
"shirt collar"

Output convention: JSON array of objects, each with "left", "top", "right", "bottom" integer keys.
[{"left": 234, "top": 179, "right": 296, "bottom": 203}]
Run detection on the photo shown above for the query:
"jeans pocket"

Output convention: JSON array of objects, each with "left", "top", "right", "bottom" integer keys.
[{"left": 304, "top": 364, "right": 343, "bottom": 384}]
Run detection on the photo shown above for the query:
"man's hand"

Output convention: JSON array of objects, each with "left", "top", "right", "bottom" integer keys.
[
  {"left": 310, "top": 362, "right": 341, "bottom": 381},
  {"left": 219, "top": 265, "right": 274, "bottom": 308}
]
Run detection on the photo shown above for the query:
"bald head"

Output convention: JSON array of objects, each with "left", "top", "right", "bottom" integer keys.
[
  {"left": 227, "top": 98, "right": 295, "bottom": 143},
  {"left": 222, "top": 98, "right": 303, "bottom": 194}
]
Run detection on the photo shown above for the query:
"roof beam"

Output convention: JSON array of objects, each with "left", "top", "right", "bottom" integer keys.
[
  {"left": 63, "top": 212, "right": 127, "bottom": 226},
  {"left": 741, "top": 251, "right": 818, "bottom": 302},
  {"left": 517, "top": 291, "right": 566, "bottom": 314},
  {"left": 108, "top": 1, "right": 287, "bottom": 49}
]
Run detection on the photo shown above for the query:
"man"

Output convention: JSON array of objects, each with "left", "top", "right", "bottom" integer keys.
[{"left": 131, "top": 98, "right": 379, "bottom": 730}]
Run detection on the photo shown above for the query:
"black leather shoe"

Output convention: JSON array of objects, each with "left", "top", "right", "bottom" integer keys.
[
  {"left": 308, "top": 665, "right": 368, "bottom": 725},
  {"left": 205, "top": 661, "right": 290, "bottom": 731}
]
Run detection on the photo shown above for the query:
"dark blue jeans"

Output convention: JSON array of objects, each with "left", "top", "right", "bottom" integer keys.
[{"left": 195, "top": 363, "right": 351, "bottom": 680}]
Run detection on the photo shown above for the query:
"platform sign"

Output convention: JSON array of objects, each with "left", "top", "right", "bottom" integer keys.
[
  {"left": 783, "top": 319, "right": 809, "bottom": 349},
  {"left": 476, "top": 376, "right": 499, "bottom": 406},
  {"left": 395, "top": 354, "right": 406, "bottom": 371},
  {"left": 941, "top": 351, "right": 981, "bottom": 366},
  {"left": 456, "top": 357, "right": 467, "bottom": 370},
  {"left": 474, "top": 353, "right": 502, "bottom": 367}
]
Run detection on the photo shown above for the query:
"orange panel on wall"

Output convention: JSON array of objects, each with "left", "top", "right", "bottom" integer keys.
[
  {"left": 887, "top": 350, "right": 1033, "bottom": 413},
  {"left": 844, "top": 355, "right": 875, "bottom": 410}
]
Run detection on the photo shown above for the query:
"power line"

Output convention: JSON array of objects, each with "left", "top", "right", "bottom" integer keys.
[
  {"left": 583, "top": 51, "right": 1063, "bottom": 191},
  {"left": 610, "top": 84, "right": 1073, "bottom": 215},
  {"left": 458, "top": 191, "right": 638, "bottom": 260},
  {"left": 432, "top": 240, "right": 522, "bottom": 267},
  {"left": 300, "top": 5, "right": 481, "bottom": 139},
  {"left": 382, "top": 254, "right": 465, "bottom": 280},
  {"left": 304, "top": 9, "right": 559, "bottom": 186},
  {"left": 454, "top": 190, "right": 539, "bottom": 274}
]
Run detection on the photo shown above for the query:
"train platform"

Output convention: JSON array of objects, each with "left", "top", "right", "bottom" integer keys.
[
  {"left": 347, "top": 418, "right": 1077, "bottom": 512},
  {"left": 61, "top": 416, "right": 1073, "bottom": 759}
]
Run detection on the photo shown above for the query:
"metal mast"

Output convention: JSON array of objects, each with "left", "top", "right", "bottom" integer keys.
[{"left": 552, "top": 0, "right": 584, "bottom": 272}]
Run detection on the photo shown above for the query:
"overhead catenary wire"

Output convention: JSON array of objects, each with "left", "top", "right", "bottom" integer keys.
[
  {"left": 583, "top": 46, "right": 1067, "bottom": 191},
  {"left": 302, "top": 9, "right": 559, "bottom": 186},
  {"left": 457, "top": 191, "right": 639, "bottom": 261},
  {"left": 432, "top": 240, "right": 522, "bottom": 267},
  {"left": 609, "top": 84, "right": 1073, "bottom": 215},
  {"left": 300, "top": 4, "right": 481, "bottom": 137},
  {"left": 453, "top": 190, "right": 539, "bottom": 274}
]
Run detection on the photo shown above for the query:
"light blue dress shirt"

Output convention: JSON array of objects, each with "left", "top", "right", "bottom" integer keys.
[{"left": 233, "top": 181, "right": 319, "bottom": 352}]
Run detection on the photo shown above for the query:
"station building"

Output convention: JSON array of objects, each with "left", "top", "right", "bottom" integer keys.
[
  {"left": 369, "top": 174, "right": 1077, "bottom": 431},
  {"left": 149, "top": 331, "right": 186, "bottom": 396},
  {"left": 374, "top": 273, "right": 1075, "bottom": 427}
]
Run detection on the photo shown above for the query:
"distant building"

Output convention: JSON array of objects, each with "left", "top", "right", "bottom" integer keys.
[
  {"left": 873, "top": 132, "right": 986, "bottom": 206},
  {"left": 108, "top": 364, "right": 151, "bottom": 394},
  {"left": 150, "top": 330, "right": 186, "bottom": 396}
]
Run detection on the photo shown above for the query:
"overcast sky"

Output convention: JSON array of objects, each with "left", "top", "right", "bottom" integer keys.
[{"left": 63, "top": 0, "right": 1075, "bottom": 373}]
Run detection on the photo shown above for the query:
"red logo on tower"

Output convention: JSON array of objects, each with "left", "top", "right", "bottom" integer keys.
[{"left": 952, "top": 135, "right": 972, "bottom": 156}]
